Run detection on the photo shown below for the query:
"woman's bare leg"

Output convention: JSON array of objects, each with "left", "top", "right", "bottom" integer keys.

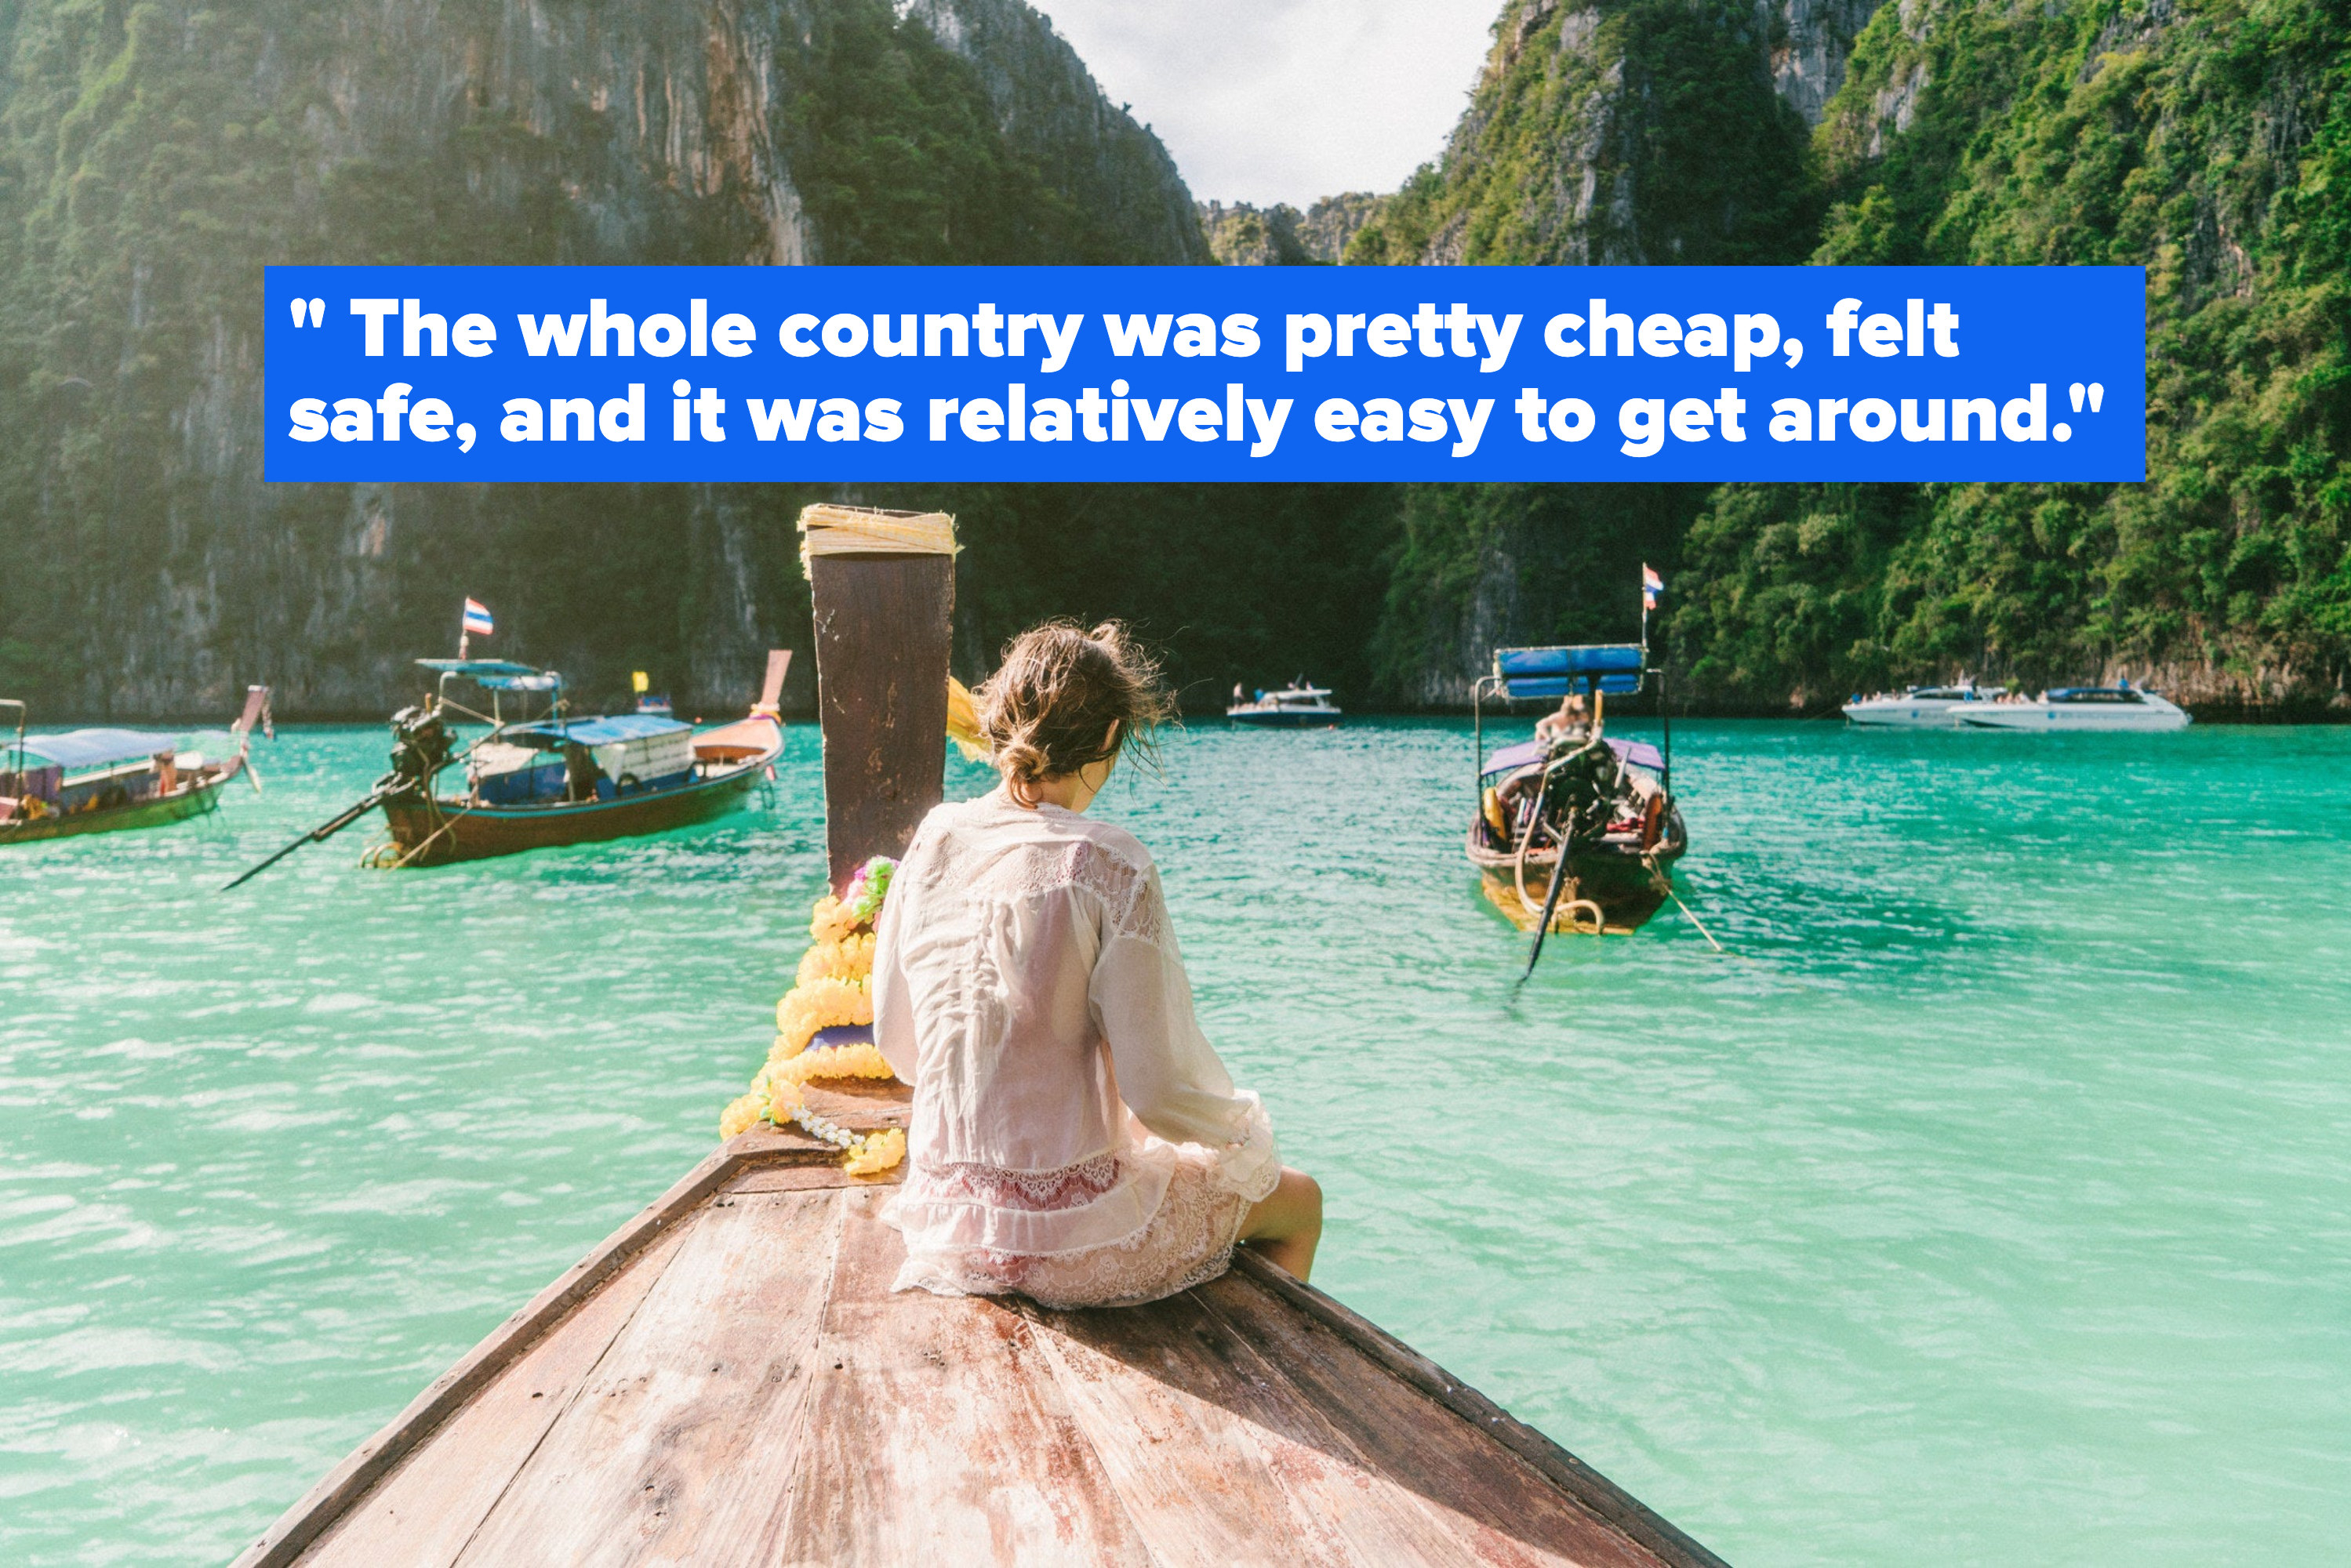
[{"left": 1240, "top": 1167, "right": 1322, "bottom": 1282}]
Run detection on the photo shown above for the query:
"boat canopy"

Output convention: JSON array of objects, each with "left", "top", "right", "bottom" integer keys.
[
  {"left": 1481, "top": 735, "right": 1665, "bottom": 778},
  {"left": 1494, "top": 644, "right": 1645, "bottom": 698},
  {"left": 14, "top": 728, "right": 182, "bottom": 770},
  {"left": 500, "top": 713, "right": 693, "bottom": 746},
  {"left": 416, "top": 659, "right": 564, "bottom": 692}
]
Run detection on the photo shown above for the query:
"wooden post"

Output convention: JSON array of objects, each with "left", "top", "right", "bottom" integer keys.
[{"left": 803, "top": 508, "right": 956, "bottom": 890}]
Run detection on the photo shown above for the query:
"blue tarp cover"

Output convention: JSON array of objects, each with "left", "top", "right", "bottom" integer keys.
[
  {"left": 500, "top": 714, "right": 692, "bottom": 746},
  {"left": 416, "top": 659, "right": 564, "bottom": 692},
  {"left": 1495, "top": 644, "right": 1645, "bottom": 699},
  {"left": 1496, "top": 644, "right": 1644, "bottom": 677},
  {"left": 16, "top": 728, "right": 181, "bottom": 770},
  {"left": 1481, "top": 735, "right": 1666, "bottom": 777},
  {"left": 1502, "top": 673, "right": 1644, "bottom": 698}
]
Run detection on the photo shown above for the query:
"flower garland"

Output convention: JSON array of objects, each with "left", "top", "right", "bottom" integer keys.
[{"left": 719, "top": 855, "right": 907, "bottom": 1177}]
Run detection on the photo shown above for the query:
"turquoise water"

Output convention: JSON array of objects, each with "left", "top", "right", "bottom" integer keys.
[{"left": 3, "top": 719, "right": 2346, "bottom": 1565}]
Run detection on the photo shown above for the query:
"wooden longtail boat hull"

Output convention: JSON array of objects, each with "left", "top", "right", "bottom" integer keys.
[
  {"left": 234, "top": 1080, "right": 1725, "bottom": 1568},
  {"left": 1468, "top": 811, "right": 1688, "bottom": 935},
  {"left": 0, "top": 759, "right": 240, "bottom": 845},
  {"left": 379, "top": 756, "right": 769, "bottom": 867}
]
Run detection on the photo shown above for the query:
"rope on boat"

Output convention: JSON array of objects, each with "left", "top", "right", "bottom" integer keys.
[
  {"left": 386, "top": 797, "right": 479, "bottom": 869},
  {"left": 1660, "top": 873, "right": 1726, "bottom": 953},
  {"left": 798, "top": 505, "right": 958, "bottom": 578}
]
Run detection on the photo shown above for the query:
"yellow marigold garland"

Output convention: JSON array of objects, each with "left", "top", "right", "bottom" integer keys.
[
  {"left": 796, "top": 931, "right": 877, "bottom": 986},
  {"left": 720, "top": 858, "right": 905, "bottom": 1176},
  {"left": 774, "top": 975, "right": 871, "bottom": 1058}
]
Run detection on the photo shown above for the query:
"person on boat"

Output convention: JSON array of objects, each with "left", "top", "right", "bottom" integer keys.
[
  {"left": 872, "top": 620, "right": 1322, "bottom": 1308},
  {"left": 1535, "top": 691, "right": 1590, "bottom": 744}
]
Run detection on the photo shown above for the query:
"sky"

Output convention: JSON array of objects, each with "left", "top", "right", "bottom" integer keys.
[{"left": 1027, "top": 0, "right": 1499, "bottom": 209}]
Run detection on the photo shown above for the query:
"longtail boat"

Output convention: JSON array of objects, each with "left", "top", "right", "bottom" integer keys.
[
  {"left": 365, "top": 652, "right": 791, "bottom": 869},
  {"left": 220, "top": 655, "right": 790, "bottom": 888},
  {"left": 0, "top": 686, "right": 271, "bottom": 846},
  {"left": 235, "top": 508, "right": 1727, "bottom": 1566},
  {"left": 1467, "top": 643, "right": 1688, "bottom": 935}
]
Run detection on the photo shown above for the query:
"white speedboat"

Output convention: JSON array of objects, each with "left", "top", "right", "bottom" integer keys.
[
  {"left": 1957, "top": 685, "right": 2191, "bottom": 731},
  {"left": 1227, "top": 681, "right": 1342, "bottom": 728},
  {"left": 1841, "top": 682, "right": 2006, "bottom": 727}
]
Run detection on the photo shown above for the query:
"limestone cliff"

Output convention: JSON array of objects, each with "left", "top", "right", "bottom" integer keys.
[
  {"left": 0, "top": 0, "right": 1205, "bottom": 719},
  {"left": 1345, "top": 0, "right": 1853, "bottom": 270},
  {"left": 1199, "top": 194, "right": 1379, "bottom": 266},
  {"left": 1349, "top": 0, "right": 1865, "bottom": 706}
]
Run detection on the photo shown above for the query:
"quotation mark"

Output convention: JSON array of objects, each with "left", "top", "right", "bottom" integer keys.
[
  {"left": 2067, "top": 382, "right": 2105, "bottom": 414},
  {"left": 289, "top": 297, "right": 326, "bottom": 328}
]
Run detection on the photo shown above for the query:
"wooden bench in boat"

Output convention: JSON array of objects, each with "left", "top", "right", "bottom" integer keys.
[{"left": 234, "top": 1078, "right": 1724, "bottom": 1568}]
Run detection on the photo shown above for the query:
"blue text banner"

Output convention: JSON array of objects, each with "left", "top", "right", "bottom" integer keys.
[{"left": 264, "top": 265, "right": 2146, "bottom": 483}]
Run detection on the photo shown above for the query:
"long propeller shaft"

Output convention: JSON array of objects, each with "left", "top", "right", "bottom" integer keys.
[{"left": 220, "top": 778, "right": 399, "bottom": 891}]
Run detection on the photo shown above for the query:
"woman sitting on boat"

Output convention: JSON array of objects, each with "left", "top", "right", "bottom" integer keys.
[
  {"left": 1535, "top": 691, "right": 1591, "bottom": 744},
  {"left": 873, "top": 621, "right": 1322, "bottom": 1307}
]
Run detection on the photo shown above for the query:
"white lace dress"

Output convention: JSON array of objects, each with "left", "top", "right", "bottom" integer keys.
[{"left": 872, "top": 789, "right": 1281, "bottom": 1308}]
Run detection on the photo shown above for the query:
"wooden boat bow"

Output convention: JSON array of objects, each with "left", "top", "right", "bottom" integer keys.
[{"left": 233, "top": 1080, "right": 1725, "bottom": 1568}]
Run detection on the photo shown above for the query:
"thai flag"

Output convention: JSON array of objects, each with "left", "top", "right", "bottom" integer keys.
[
  {"left": 1642, "top": 565, "right": 1664, "bottom": 607},
  {"left": 461, "top": 598, "right": 495, "bottom": 637}
]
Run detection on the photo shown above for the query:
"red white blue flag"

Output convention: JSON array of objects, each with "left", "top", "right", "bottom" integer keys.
[
  {"left": 1642, "top": 565, "right": 1663, "bottom": 607},
  {"left": 461, "top": 598, "right": 495, "bottom": 637}
]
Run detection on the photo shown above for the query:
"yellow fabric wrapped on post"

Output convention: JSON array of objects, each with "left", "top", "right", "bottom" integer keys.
[{"left": 946, "top": 676, "right": 990, "bottom": 762}]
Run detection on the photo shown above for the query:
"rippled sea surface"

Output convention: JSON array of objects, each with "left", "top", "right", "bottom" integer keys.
[{"left": 3, "top": 718, "right": 2347, "bottom": 1565}]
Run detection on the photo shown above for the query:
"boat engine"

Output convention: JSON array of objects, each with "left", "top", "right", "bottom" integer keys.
[
  {"left": 1541, "top": 737, "right": 1619, "bottom": 846},
  {"left": 387, "top": 706, "right": 452, "bottom": 792}
]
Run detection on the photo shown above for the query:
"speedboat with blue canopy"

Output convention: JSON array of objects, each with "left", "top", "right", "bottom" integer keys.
[
  {"left": 1, "top": 687, "right": 271, "bottom": 846},
  {"left": 221, "top": 654, "right": 791, "bottom": 885},
  {"left": 1466, "top": 640, "right": 1686, "bottom": 935}
]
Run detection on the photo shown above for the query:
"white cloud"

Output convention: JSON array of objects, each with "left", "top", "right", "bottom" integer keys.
[{"left": 1026, "top": 0, "right": 1497, "bottom": 207}]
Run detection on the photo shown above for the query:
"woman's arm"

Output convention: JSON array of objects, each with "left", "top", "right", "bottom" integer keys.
[{"left": 1088, "top": 865, "right": 1279, "bottom": 1197}]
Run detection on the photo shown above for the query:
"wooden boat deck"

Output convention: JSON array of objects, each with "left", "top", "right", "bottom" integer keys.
[{"left": 237, "top": 1080, "right": 1724, "bottom": 1568}]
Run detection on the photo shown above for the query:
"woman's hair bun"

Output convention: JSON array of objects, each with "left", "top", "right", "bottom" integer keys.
[{"left": 976, "top": 621, "right": 1172, "bottom": 803}]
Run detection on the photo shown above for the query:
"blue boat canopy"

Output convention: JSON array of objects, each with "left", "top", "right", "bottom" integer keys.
[
  {"left": 1493, "top": 644, "right": 1646, "bottom": 698},
  {"left": 500, "top": 714, "right": 694, "bottom": 746},
  {"left": 416, "top": 659, "right": 564, "bottom": 692},
  {"left": 16, "top": 728, "right": 184, "bottom": 770},
  {"left": 1481, "top": 735, "right": 1666, "bottom": 778}
]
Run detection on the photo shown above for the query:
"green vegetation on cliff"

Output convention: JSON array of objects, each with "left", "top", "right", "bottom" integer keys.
[
  {"left": 6, "top": 0, "right": 2344, "bottom": 717},
  {"left": 1680, "top": 0, "right": 2350, "bottom": 706},
  {"left": 1346, "top": 0, "right": 1821, "bottom": 267},
  {"left": 1359, "top": 0, "right": 2351, "bottom": 712}
]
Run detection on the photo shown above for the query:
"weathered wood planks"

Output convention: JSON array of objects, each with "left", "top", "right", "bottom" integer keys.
[
  {"left": 249, "top": 1109, "right": 1726, "bottom": 1568},
  {"left": 808, "top": 550, "right": 954, "bottom": 887},
  {"left": 237, "top": 1140, "right": 757, "bottom": 1568},
  {"left": 296, "top": 1223, "right": 690, "bottom": 1568},
  {"left": 1023, "top": 1283, "right": 1499, "bottom": 1566},
  {"left": 445, "top": 1191, "right": 844, "bottom": 1568},
  {"left": 774, "top": 1189, "right": 1157, "bottom": 1566}
]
